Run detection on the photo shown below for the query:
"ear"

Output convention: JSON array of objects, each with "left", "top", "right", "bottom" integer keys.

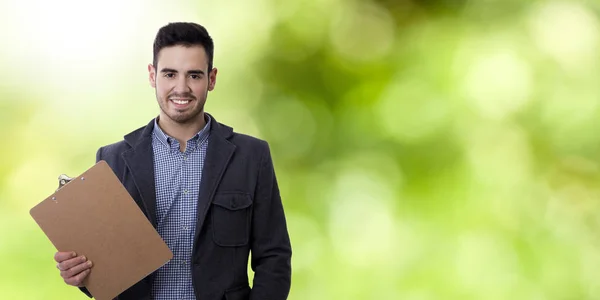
[
  {"left": 148, "top": 64, "right": 156, "bottom": 88},
  {"left": 208, "top": 67, "right": 218, "bottom": 91}
]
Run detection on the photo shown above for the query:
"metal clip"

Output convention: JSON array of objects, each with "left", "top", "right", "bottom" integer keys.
[{"left": 57, "top": 174, "right": 74, "bottom": 191}]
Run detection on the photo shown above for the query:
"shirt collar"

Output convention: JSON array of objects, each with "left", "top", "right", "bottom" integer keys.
[{"left": 153, "top": 114, "right": 212, "bottom": 149}]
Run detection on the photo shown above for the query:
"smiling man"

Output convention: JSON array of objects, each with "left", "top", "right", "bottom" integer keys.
[{"left": 52, "top": 22, "right": 292, "bottom": 300}]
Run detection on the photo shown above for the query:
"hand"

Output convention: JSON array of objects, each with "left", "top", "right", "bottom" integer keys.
[{"left": 54, "top": 251, "right": 93, "bottom": 287}]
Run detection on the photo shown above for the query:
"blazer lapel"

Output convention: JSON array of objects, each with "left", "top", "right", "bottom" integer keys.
[
  {"left": 121, "top": 120, "right": 158, "bottom": 228},
  {"left": 116, "top": 115, "right": 234, "bottom": 241},
  {"left": 194, "top": 115, "right": 235, "bottom": 246}
]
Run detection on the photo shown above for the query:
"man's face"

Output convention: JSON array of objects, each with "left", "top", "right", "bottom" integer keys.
[{"left": 148, "top": 45, "right": 217, "bottom": 125}]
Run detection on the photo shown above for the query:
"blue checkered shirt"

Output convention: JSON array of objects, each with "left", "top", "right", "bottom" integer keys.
[{"left": 150, "top": 115, "right": 211, "bottom": 300}]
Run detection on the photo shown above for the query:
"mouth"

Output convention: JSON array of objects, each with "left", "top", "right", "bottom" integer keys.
[{"left": 170, "top": 98, "right": 193, "bottom": 108}]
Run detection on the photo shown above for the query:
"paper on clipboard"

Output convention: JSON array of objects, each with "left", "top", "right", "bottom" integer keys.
[{"left": 30, "top": 160, "right": 172, "bottom": 300}]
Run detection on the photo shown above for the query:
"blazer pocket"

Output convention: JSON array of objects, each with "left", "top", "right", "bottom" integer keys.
[{"left": 212, "top": 192, "right": 253, "bottom": 247}]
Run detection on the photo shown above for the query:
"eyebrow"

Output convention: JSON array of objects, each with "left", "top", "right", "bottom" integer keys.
[{"left": 160, "top": 68, "right": 205, "bottom": 75}]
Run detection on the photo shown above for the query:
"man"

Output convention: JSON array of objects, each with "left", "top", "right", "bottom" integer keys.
[{"left": 53, "top": 22, "right": 292, "bottom": 300}]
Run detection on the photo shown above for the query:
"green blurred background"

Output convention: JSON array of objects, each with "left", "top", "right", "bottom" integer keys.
[{"left": 2, "top": 0, "right": 600, "bottom": 299}]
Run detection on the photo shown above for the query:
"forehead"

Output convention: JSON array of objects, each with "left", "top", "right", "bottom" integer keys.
[{"left": 156, "top": 45, "right": 208, "bottom": 70}]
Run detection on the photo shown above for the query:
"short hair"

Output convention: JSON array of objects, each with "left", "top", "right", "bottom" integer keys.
[{"left": 152, "top": 22, "right": 214, "bottom": 71}]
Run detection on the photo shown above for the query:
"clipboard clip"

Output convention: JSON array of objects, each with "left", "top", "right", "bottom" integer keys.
[{"left": 57, "top": 174, "right": 74, "bottom": 191}]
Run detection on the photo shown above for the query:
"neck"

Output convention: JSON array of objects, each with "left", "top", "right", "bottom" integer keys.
[{"left": 157, "top": 112, "right": 207, "bottom": 152}]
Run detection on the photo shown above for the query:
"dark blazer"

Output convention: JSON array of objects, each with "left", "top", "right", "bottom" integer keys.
[{"left": 81, "top": 113, "right": 292, "bottom": 300}]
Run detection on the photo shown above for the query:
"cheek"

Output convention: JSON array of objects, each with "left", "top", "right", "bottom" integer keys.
[
  {"left": 193, "top": 81, "right": 209, "bottom": 94},
  {"left": 155, "top": 82, "right": 170, "bottom": 98}
]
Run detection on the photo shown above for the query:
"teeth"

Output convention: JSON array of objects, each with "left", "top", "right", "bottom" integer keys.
[{"left": 172, "top": 99, "right": 190, "bottom": 105}]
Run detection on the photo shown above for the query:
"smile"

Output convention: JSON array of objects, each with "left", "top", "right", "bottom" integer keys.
[{"left": 170, "top": 98, "right": 192, "bottom": 105}]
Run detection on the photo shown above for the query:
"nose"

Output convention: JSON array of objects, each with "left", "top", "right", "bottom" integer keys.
[{"left": 174, "top": 76, "right": 191, "bottom": 94}]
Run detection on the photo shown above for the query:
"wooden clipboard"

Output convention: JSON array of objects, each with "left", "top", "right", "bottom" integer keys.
[{"left": 30, "top": 160, "right": 173, "bottom": 300}]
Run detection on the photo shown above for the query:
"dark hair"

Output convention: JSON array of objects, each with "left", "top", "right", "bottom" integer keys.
[{"left": 152, "top": 22, "right": 214, "bottom": 71}]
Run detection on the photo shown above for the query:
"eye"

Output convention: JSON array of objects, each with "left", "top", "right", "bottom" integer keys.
[
  {"left": 164, "top": 73, "right": 175, "bottom": 78},
  {"left": 190, "top": 74, "right": 201, "bottom": 80}
]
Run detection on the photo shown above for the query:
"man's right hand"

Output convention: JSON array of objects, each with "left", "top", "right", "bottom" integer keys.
[{"left": 54, "top": 251, "right": 93, "bottom": 287}]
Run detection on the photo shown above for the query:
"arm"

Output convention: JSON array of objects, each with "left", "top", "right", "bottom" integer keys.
[
  {"left": 96, "top": 146, "right": 103, "bottom": 163},
  {"left": 250, "top": 142, "right": 292, "bottom": 300}
]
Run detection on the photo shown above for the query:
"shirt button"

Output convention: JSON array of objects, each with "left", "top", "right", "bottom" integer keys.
[
  {"left": 183, "top": 155, "right": 187, "bottom": 161},
  {"left": 182, "top": 226, "right": 189, "bottom": 230},
  {"left": 183, "top": 189, "right": 188, "bottom": 194}
]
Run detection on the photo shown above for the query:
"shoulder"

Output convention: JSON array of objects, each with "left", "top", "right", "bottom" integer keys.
[
  {"left": 211, "top": 116, "right": 270, "bottom": 157},
  {"left": 229, "top": 131, "right": 269, "bottom": 153},
  {"left": 97, "top": 140, "right": 130, "bottom": 157},
  {"left": 96, "top": 124, "right": 146, "bottom": 161},
  {"left": 226, "top": 131, "right": 275, "bottom": 174},
  {"left": 213, "top": 120, "right": 273, "bottom": 167}
]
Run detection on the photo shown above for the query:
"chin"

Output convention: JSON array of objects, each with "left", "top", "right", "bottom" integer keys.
[{"left": 170, "top": 112, "right": 204, "bottom": 124}]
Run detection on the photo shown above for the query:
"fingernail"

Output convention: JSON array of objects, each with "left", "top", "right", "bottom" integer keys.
[
  {"left": 87, "top": 261, "right": 93, "bottom": 267},
  {"left": 71, "top": 252, "right": 76, "bottom": 258},
  {"left": 81, "top": 256, "right": 86, "bottom": 261}
]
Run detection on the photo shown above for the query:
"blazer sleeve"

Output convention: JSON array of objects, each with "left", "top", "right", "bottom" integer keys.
[
  {"left": 249, "top": 141, "right": 292, "bottom": 300},
  {"left": 96, "top": 147, "right": 103, "bottom": 163}
]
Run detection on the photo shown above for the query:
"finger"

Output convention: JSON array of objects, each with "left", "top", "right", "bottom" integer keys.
[
  {"left": 61, "top": 260, "right": 93, "bottom": 279},
  {"left": 54, "top": 251, "right": 76, "bottom": 263},
  {"left": 64, "top": 269, "right": 91, "bottom": 287},
  {"left": 57, "top": 255, "right": 87, "bottom": 271}
]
